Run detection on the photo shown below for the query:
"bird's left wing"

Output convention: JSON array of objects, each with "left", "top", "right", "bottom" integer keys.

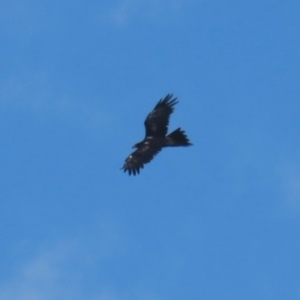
[{"left": 144, "top": 94, "right": 178, "bottom": 137}]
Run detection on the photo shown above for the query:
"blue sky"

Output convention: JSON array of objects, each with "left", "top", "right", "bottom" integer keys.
[{"left": 1, "top": 0, "right": 300, "bottom": 299}]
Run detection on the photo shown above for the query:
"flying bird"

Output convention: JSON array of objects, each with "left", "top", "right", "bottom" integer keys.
[{"left": 121, "top": 94, "right": 192, "bottom": 175}]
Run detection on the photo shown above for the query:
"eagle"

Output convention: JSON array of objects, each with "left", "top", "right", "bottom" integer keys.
[{"left": 121, "top": 94, "right": 192, "bottom": 175}]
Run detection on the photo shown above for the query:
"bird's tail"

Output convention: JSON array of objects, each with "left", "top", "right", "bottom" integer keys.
[{"left": 165, "top": 128, "right": 192, "bottom": 146}]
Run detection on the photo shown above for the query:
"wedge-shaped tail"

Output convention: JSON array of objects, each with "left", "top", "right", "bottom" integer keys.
[{"left": 165, "top": 128, "right": 192, "bottom": 146}]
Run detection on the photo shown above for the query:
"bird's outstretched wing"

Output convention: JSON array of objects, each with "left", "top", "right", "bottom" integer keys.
[
  {"left": 121, "top": 144, "right": 162, "bottom": 175},
  {"left": 144, "top": 94, "right": 178, "bottom": 137}
]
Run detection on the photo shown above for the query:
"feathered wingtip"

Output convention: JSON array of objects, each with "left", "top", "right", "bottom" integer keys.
[
  {"left": 120, "top": 165, "right": 142, "bottom": 176},
  {"left": 155, "top": 93, "right": 178, "bottom": 109}
]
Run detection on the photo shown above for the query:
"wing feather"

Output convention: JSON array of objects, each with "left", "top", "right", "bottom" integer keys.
[
  {"left": 121, "top": 144, "right": 162, "bottom": 175},
  {"left": 144, "top": 94, "right": 178, "bottom": 137}
]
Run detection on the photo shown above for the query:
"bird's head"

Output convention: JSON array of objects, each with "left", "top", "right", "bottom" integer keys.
[{"left": 132, "top": 141, "right": 143, "bottom": 149}]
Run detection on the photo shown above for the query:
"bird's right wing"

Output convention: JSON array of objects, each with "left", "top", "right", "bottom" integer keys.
[{"left": 121, "top": 144, "right": 161, "bottom": 175}]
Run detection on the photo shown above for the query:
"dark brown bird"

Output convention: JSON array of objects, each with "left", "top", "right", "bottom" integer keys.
[{"left": 121, "top": 94, "right": 192, "bottom": 175}]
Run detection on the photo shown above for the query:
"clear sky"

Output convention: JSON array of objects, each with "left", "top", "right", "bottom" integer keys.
[{"left": 1, "top": 1, "right": 300, "bottom": 299}]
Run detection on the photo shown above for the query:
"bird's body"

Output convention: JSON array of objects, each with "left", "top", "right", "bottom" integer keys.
[{"left": 121, "top": 94, "right": 192, "bottom": 175}]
